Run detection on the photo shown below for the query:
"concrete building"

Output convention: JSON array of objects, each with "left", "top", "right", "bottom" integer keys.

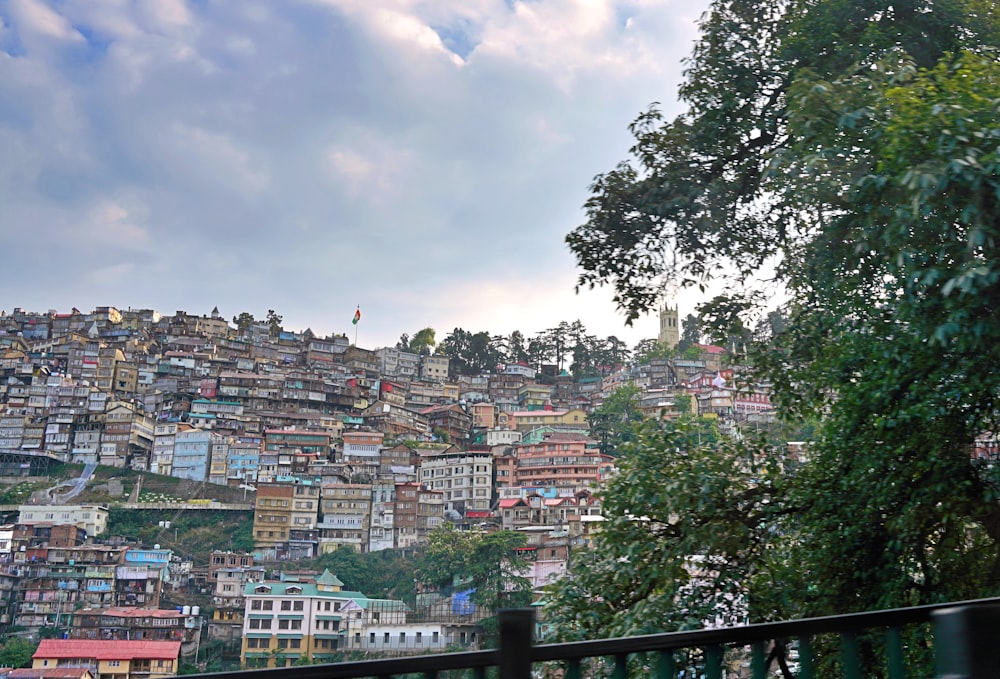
[
  {"left": 419, "top": 449, "right": 493, "bottom": 515},
  {"left": 18, "top": 504, "right": 109, "bottom": 536}
]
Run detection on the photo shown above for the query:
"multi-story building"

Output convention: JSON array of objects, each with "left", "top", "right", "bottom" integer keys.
[
  {"left": 376, "top": 347, "right": 420, "bottom": 380},
  {"left": 420, "top": 404, "right": 472, "bottom": 445},
  {"left": 317, "top": 484, "right": 371, "bottom": 553},
  {"left": 416, "top": 489, "right": 444, "bottom": 542},
  {"left": 368, "top": 483, "right": 395, "bottom": 552},
  {"left": 419, "top": 355, "right": 450, "bottom": 382},
  {"left": 252, "top": 484, "right": 294, "bottom": 556},
  {"left": 209, "top": 436, "right": 230, "bottom": 485},
  {"left": 100, "top": 401, "right": 153, "bottom": 468},
  {"left": 419, "top": 449, "right": 493, "bottom": 515},
  {"left": 172, "top": 428, "right": 213, "bottom": 481},
  {"left": 511, "top": 434, "right": 614, "bottom": 490},
  {"left": 150, "top": 422, "right": 180, "bottom": 476},
  {"left": 498, "top": 408, "right": 589, "bottom": 434},
  {"left": 13, "top": 545, "right": 126, "bottom": 629},
  {"left": 18, "top": 504, "right": 109, "bottom": 537},
  {"left": 393, "top": 483, "right": 419, "bottom": 550},
  {"left": 70, "top": 606, "right": 200, "bottom": 646},
  {"left": 241, "top": 570, "right": 411, "bottom": 668},
  {"left": 226, "top": 438, "right": 261, "bottom": 486},
  {"left": 115, "top": 548, "right": 171, "bottom": 608},
  {"left": 207, "top": 552, "right": 264, "bottom": 642}
]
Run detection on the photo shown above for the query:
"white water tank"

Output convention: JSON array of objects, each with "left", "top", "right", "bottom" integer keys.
[
  {"left": 192, "top": 606, "right": 200, "bottom": 616},
  {"left": 182, "top": 606, "right": 191, "bottom": 615}
]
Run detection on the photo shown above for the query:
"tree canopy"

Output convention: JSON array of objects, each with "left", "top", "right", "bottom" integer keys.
[
  {"left": 561, "top": 0, "right": 1000, "bottom": 635},
  {"left": 416, "top": 525, "right": 533, "bottom": 616}
]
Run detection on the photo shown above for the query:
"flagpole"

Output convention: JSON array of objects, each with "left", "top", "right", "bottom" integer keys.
[{"left": 354, "top": 304, "right": 359, "bottom": 346}]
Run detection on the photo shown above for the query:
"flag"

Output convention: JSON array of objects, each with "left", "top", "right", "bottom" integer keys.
[
  {"left": 712, "top": 372, "right": 726, "bottom": 388},
  {"left": 352, "top": 307, "right": 361, "bottom": 325}
]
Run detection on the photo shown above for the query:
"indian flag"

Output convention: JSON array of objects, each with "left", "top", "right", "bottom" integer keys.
[{"left": 352, "top": 307, "right": 361, "bottom": 325}]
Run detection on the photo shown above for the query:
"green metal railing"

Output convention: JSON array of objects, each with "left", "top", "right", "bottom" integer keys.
[{"left": 187, "top": 597, "right": 1000, "bottom": 679}]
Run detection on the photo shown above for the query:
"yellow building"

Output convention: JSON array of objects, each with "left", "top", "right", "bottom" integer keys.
[
  {"left": 499, "top": 408, "right": 589, "bottom": 433},
  {"left": 32, "top": 639, "right": 180, "bottom": 679}
]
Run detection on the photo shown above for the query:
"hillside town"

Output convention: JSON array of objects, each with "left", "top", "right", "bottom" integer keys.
[{"left": 0, "top": 303, "right": 776, "bottom": 672}]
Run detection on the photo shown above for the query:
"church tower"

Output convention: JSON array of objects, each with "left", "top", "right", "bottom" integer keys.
[{"left": 658, "top": 302, "right": 679, "bottom": 348}]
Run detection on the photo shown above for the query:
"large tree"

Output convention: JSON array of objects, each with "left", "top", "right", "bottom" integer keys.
[
  {"left": 564, "top": 0, "right": 1000, "bottom": 622},
  {"left": 416, "top": 525, "right": 533, "bottom": 642},
  {"left": 587, "top": 383, "right": 642, "bottom": 455},
  {"left": 544, "top": 418, "right": 789, "bottom": 639}
]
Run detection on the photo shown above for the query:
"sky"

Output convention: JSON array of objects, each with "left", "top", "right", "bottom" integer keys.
[{"left": 0, "top": 0, "right": 712, "bottom": 350}]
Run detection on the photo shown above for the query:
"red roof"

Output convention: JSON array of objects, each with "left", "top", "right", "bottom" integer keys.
[
  {"left": 499, "top": 498, "right": 527, "bottom": 508},
  {"left": 75, "top": 606, "right": 185, "bottom": 619},
  {"left": 35, "top": 639, "right": 181, "bottom": 660},
  {"left": 693, "top": 343, "right": 726, "bottom": 354}
]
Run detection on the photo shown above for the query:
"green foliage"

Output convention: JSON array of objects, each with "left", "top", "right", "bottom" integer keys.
[
  {"left": 416, "top": 526, "right": 533, "bottom": 614},
  {"left": 410, "top": 327, "right": 436, "bottom": 356},
  {"left": 632, "top": 338, "right": 675, "bottom": 364},
  {"left": 106, "top": 509, "right": 254, "bottom": 563},
  {"left": 0, "top": 482, "right": 43, "bottom": 504},
  {"left": 0, "top": 638, "right": 37, "bottom": 668},
  {"left": 544, "top": 418, "right": 793, "bottom": 640},
  {"left": 678, "top": 313, "right": 702, "bottom": 352},
  {"left": 563, "top": 0, "right": 1000, "bottom": 637},
  {"left": 232, "top": 312, "right": 255, "bottom": 335},
  {"left": 311, "top": 547, "right": 416, "bottom": 603},
  {"left": 266, "top": 309, "right": 283, "bottom": 337},
  {"left": 588, "top": 383, "right": 642, "bottom": 455}
]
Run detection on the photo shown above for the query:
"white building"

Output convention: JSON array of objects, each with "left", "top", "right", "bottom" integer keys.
[
  {"left": 419, "top": 449, "right": 493, "bottom": 514},
  {"left": 18, "top": 504, "right": 108, "bottom": 536}
]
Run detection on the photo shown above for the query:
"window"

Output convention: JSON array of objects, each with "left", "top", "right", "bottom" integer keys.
[
  {"left": 433, "top": 631, "right": 439, "bottom": 643},
  {"left": 278, "top": 639, "right": 289, "bottom": 649},
  {"left": 291, "top": 620, "right": 302, "bottom": 630},
  {"left": 281, "top": 600, "right": 291, "bottom": 611},
  {"left": 290, "top": 639, "right": 301, "bottom": 649},
  {"left": 263, "top": 601, "right": 273, "bottom": 610},
  {"left": 369, "top": 633, "right": 375, "bottom": 643},
  {"left": 383, "top": 633, "right": 390, "bottom": 643},
  {"left": 293, "top": 600, "right": 303, "bottom": 611},
  {"left": 251, "top": 600, "right": 261, "bottom": 610},
  {"left": 416, "top": 632, "right": 422, "bottom": 644},
  {"left": 279, "top": 620, "right": 289, "bottom": 630},
  {"left": 399, "top": 632, "right": 406, "bottom": 642}
]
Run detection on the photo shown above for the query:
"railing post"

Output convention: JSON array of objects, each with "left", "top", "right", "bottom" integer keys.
[
  {"left": 933, "top": 604, "right": 1000, "bottom": 678},
  {"left": 498, "top": 608, "right": 534, "bottom": 679}
]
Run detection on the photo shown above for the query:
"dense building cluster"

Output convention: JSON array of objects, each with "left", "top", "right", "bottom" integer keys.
[{"left": 0, "top": 304, "right": 778, "bottom": 667}]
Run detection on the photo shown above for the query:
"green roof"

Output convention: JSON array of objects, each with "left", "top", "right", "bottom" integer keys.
[
  {"left": 317, "top": 568, "right": 344, "bottom": 588},
  {"left": 243, "top": 581, "right": 368, "bottom": 599}
]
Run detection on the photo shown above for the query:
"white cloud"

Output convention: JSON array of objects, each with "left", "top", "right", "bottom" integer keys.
[
  {"left": 9, "top": 0, "right": 83, "bottom": 42},
  {"left": 167, "top": 124, "right": 270, "bottom": 194},
  {"left": 85, "top": 199, "right": 151, "bottom": 249},
  {"left": 0, "top": 0, "right": 712, "bottom": 346}
]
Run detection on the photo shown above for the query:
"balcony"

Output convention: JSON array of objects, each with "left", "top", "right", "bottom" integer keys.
[{"left": 182, "top": 599, "right": 1000, "bottom": 678}]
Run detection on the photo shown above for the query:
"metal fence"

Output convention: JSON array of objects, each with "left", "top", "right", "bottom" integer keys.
[{"left": 185, "top": 597, "right": 1000, "bottom": 679}]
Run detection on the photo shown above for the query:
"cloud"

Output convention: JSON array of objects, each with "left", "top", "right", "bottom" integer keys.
[
  {"left": 0, "top": 0, "right": 710, "bottom": 349},
  {"left": 8, "top": 0, "right": 83, "bottom": 43}
]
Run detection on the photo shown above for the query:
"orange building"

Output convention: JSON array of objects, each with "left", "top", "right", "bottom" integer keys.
[{"left": 511, "top": 433, "right": 614, "bottom": 490}]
